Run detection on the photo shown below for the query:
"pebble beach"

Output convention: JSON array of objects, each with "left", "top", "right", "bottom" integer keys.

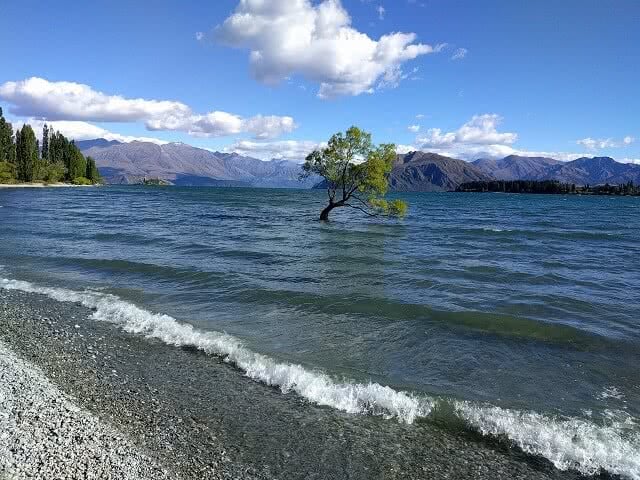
[{"left": 0, "top": 287, "right": 593, "bottom": 480}]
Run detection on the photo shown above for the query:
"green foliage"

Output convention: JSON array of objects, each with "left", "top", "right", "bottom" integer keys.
[
  {"left": 35, "top": 160, "right": 66, "bottom": 183},
  {"left": 48, "top": 131, "right": 67, "bottom": 165},
  {"left": 85, "top": 156, "right": 102, "bottom": 183},
  {"left": 0, "top": 161, "right": 17, "bottom": 183},
  {"left": 302, "top": 126, "right": 408, "bottom": 220},
  {"left": 0, "top": 108, "right": 16, "bottom": 165},
  {"left": 66, "top": 142, "right": 87, "bottom": 180},
  {"left": 15, "top": 124, "right": 38, "bottom": 182},
  {"left": 41, "top": 124, "right": 49, "bottom": 161},
  {"left": 456, "top": 180, "right": 640, "bottom": 196},
  {"left": 369, "top": 198, "right": 409, "bottom": 216},
  {"left": 71, "top": 176, "right": 92, "bottom": 185},
  {"left": 0, "top": 117, "right": 92, "bottom": 185}
]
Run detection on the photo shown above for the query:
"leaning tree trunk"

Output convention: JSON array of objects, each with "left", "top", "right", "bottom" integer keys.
[
  {"left": 320, "top": 200, "right": 345, "bottom": 221},
  {"left": 320, "top": 203, "right": 335, "bottom": 221}
]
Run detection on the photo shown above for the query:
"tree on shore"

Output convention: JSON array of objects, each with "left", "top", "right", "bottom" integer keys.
[
  {"left": 0, "top": 108, "right": 16, "bottom": 165},
  {"left": 301, "top": 126, "right": 408, "bottom": 221},
  {"left": 85, "top": 156, "right": 101, "bottom": 183},
  {"left": 66, "top": 141, "right": 87, "bottom": 181},
  {"left": 15, "top": 124, "right": 38, "bottom": 182},
  {"left": 41, "top": 124, "right": 49, "bottom": 161},
  {"left": 0, "top": 116, "right": 99, "bottom": 184}
]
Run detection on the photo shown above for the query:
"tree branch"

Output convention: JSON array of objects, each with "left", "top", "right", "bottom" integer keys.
[
  {"left": 344, "top": 203, "right": 378, "bottom": 217},
  {"left": 350, "top": 194, "right": 371, "bottom": 209}
]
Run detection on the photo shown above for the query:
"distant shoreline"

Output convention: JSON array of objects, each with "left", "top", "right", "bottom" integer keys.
[{"left": 0, "top": 182, "right": 98, "bottom": 188}]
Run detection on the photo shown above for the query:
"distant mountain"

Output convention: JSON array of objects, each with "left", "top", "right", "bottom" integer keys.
[
  {"left": 80, "top": 139, "right": 318, "bottom": 188},
  {"left": 390, "top": 152, "right": 491, "bottom": 191},
  {"left": 75, "top": 138, "right": 123, "bottom": 150},
  {"left": 80, "top": 139, "right": 640, "bottom": 190},
  {"left": 473, "top": 155, "right": 561, "bottom": 180},
  {"left": 541, "top": 156, "right": 640, "bottom": 185},
  {"left": 474, "top": 155, "right": 640, "bottom": 185}
]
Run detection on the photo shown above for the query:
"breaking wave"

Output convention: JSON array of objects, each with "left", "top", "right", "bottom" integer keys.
[{"left": 2, "top": 277, "right": 639, "bottom": 479}]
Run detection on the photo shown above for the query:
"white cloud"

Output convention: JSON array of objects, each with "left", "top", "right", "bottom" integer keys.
[
  {"left": 195, "top": 31, "right": 205, "bottom": 41},
  {"left": 407, "top": 124, "right": 420, "bottom": 133},
  {"left": 377, "top": 5, "right": 385, "bottom": 20},
  {"left": 417, "top": 114, "right": 517, "bottom": 149},
  {"left": 0, "top": 77, "right": 190, "bottom": 123},
  {"left": 576, "top": 136, "right": 636, "bottom": 150},
  {"left": 0, "top": 77, "right": 297, "bottom": 140},
  {"left": 224, "top": 139, "right": 326, "bottom": 161},
  {"left": 415, "top": 113, "right": 425, "bottom": 119},
  {"left": 451, "top": 47, "right": 467, "bottom": 60},
  {"left": 15, "top": 118, "right": 168, "bottom": 145},
  {"left": 215, "top": 0, "right": 443, "bottom": 98},
  {"left": 396, "top": 144, "right": 415, "bottom": 154},
  {"left": 403, "top": 114, "right": 593, "bottom": 161},
  {"left": 147, "top": 111, "right": 296, "bottom": 139},
  {"left": 243, "top": 115, "right": 297, "bottom": 139}
]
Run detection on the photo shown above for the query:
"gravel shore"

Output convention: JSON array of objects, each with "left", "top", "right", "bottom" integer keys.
[
  {"left": 0, "top": 340, "right": 172, "bottom": 480},
  {"left": 0, "top": 287, "right": 593, "bottom": 480}
]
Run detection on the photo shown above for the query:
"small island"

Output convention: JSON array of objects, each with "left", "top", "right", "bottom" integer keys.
[
  {"left": 0, "top": 108, "right": 101, "bottom": 186},
  {"left": 456, "top": 179, "right": 640, "bottom": 196}
]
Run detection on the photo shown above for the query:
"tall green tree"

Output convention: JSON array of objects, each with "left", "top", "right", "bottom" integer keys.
[
  {"left": 67, "top": 142, "right": 87, "bottom": 180},
  {"left": 301, "top": 126, "right": 408, "bottom": 221},
  {"left": 48, "top": 131, "right": 66, "bottom": 165},
  {"left": 15, "top": 124, "right": 38, "bottom": 182},
  {"left": 0, "top": 107, "right": 16, "bottom": 164},
  {"left": 41, "top": 123, "right": 49, "bottom": 161},
  {"left": 85, "top": 156, "right": 101, "bottom": 183}
]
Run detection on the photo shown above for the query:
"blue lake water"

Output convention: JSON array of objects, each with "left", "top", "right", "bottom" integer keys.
[{"left": 1, "top": 186, "right": 639, "bottom": 478}]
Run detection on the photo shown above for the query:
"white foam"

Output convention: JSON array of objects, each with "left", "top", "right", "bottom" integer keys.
[
  {"left": 598, "top": 386, "right": 625, "bottom": 401},
  {"left": 0, "top": 278, "right": 429, "bottom": 423},
  {"left": 456, "top": 401, "right": 640, "bottom": 479},
  {"left": 3, "top": 277, "right": 640, "bottom": 479}
]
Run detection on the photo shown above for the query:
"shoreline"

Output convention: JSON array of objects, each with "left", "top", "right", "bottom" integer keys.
[
  {"left": 0, "top": 183, "right": 97, "bottom": 188},
  {"left": 0, "top": 340, "right": 172, "bottom": 479},
  {"left": 0, "top": 287, "right": 590, "bottom": 479}
]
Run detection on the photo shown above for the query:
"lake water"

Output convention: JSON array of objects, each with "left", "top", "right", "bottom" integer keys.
[{"left": 1, "top": 186, "right": 639, "bottom": 478}]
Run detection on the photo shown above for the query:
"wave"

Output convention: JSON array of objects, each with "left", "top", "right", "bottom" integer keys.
[
  {"left": 456, "top": 403, "right": 640, "bottom": 479},
  {"left": 2, "top": 277, "right": 639, "bottom": 479},
  {"left": 0, "top": 278, "right": 430, "bottom": 423}
]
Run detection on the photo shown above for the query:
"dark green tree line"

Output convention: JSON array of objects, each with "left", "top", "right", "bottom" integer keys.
[
  {"left": 16, "top": 125, "right": 38, "bottom": 182},
  {"left": 0, "top": 108, "right": 16, "bottom": 164},
  {"left": 0, "top": 111, "right": 101, "bottom": 185}
]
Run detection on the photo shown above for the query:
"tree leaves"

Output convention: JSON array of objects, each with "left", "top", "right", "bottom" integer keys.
[{"left": 302, "top": 126, "right": 408, "bottom": 220}]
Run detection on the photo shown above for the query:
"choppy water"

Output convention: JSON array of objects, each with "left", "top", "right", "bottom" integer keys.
[{"left": 1, "top": 186, "right": 639, "bottom": 478}]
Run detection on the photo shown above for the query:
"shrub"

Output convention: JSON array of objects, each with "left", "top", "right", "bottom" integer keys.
[
  {"left": 71, "top": 176, "right": 92, "bottom": 185},
  {"left": 0, "top": 161, "right": 16, "bottom": 183}
]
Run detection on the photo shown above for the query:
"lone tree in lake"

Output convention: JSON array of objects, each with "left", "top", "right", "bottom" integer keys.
[{"left": 302, "top": 126, "right": 408, "bottom": 221}]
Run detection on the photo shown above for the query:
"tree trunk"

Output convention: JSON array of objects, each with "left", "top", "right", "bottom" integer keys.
[{"left": 320, "top": 203, "right": 335, "bottom": 221}]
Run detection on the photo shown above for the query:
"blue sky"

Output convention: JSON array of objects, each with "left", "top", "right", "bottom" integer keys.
[{"left": 0, "top": 0, "right": 638, "bottom": 162}]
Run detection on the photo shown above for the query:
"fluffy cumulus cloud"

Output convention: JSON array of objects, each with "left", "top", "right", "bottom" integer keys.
[
  {"left": 576, "top": 136, "right": 636, "bottom": 150},
  {"left": 407, "top": 124, "right": 420, "bottom": 133},
  {"left": 403, "top": 114, "right": 606, "bottom": 162},
  {"left": 0, "top": 77, "right": 296, "bottom": 140},
  {"left": 215, "top": 0, "right": 443, "bottom": 98},
  {"left": 13, "top": 118, "right": 168, "bottom": 145},
  {"left": 416, "top": 114, "right": 517, "bottom": 152},
  {"left": 0, "top": 77, "right": 190, "bottom": 123},
  {"left": 223, "top": 139, "right": 326, "bottom": 161}
]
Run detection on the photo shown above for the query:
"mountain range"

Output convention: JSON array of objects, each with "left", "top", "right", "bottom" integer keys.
[
  {"left": 78, "top": 140, "right": 319, "bottom": 188},
  {"left": 78, "top": 139, "right": 640, "bottom": 190}
]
